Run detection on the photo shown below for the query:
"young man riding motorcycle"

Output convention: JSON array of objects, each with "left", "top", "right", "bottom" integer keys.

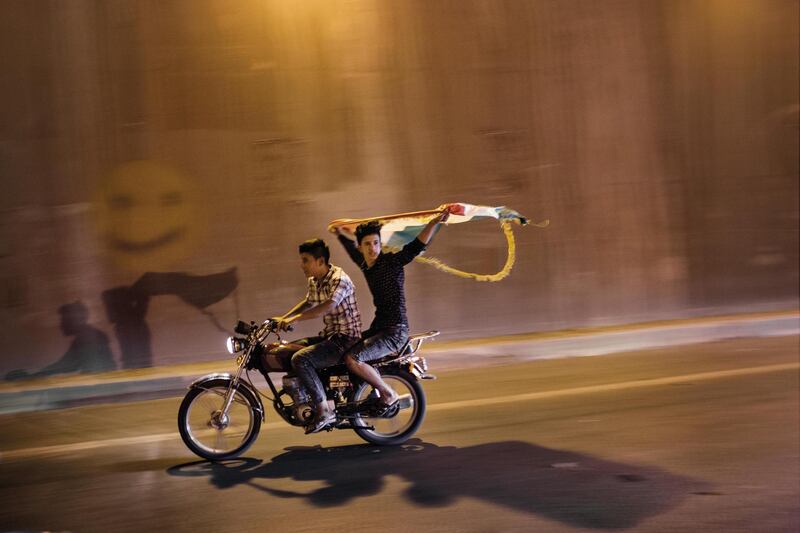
[
  {"left": 333, "top": 206, "right": 454, "bottom": 412},
  {"left": 274, "top": 238, "right": 362, "bottom": 433}
]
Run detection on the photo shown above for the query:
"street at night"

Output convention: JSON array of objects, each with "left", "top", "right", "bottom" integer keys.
[
  {"left": 1, "top": 335, "right": 797, "bottom": 532},
  {"left": 1, "top": 2, "right": 798, "bottom": 531}
]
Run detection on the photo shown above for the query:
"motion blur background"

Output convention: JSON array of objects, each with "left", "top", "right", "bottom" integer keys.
[{"left": 0, "top": 0, "right": 797, "bottom": 375}]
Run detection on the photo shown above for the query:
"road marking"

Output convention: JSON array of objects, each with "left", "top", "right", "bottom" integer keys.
[
  {"left": 428, "top": 362, "right": 800, "bottom": 412},
  {"left": 0, "top": 422, "right": 286, "bottom": 463},
  {"left": 0, "top": 422, "right": 285, "bottom": 462},
  {"left": 2, "top": 432, "right": 181, "bottom": 460},
  {"left": 2, "top": 362, "right": 797, "bottom": 462}
]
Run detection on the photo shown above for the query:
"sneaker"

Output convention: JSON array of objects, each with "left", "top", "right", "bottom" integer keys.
[
  {"left": 304, "top": 411, "right": 336, "bottom": 434},
  {"left": 375, "top": 396, "right": 400, "bottom": 416},
  {"left": 377, "top": 390, "right": 399, "bottom": 409}
]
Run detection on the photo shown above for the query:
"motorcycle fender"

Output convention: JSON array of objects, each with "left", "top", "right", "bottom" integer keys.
[{"left": 189, "top": 373, "right": 265, "bottom": 421}]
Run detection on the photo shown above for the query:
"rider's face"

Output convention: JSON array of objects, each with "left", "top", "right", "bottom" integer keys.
[
  {"left": 359, "top": 234, "right": 381, "bottom": 263},
  {"left": 299, "top": 253, "right": 325, "bottom": 279}
]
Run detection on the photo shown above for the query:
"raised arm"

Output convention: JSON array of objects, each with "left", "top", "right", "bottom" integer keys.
[
  {"left": 393, "top": 209, "right": 452, "bottom": 266},
  {"left": 415, "top": 208, "right": 451, "bottom": 245},
  {"left": 333, "top": 229, "right": 365, "bottom": 267}
]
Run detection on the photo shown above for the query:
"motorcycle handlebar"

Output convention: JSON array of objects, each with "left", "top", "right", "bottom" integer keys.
[
  {"left": 234, "top": 319, "right": 293, "bottom": 336},
  {"left": 266, "top": 319, "right": 294, "bottom": 333}
]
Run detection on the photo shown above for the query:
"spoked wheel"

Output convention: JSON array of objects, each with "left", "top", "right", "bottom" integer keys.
[
  {"left": 178, "top": 379, "right": 261, "bottom": 461},
  {"left": 352, "top": 368, "right": 426, "bottom": 445}
]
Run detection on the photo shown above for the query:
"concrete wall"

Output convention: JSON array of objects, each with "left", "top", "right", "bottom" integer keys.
[{"left": 0, "top": 0, "right": 797, "bottom": 374}]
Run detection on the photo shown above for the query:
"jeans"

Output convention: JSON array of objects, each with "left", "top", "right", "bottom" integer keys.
[
  {"left": 290, "top": 334, "right": 357, "bottom": 405},
  {"left": 347, "top": 326, "right": 409, "bottom": 364}
]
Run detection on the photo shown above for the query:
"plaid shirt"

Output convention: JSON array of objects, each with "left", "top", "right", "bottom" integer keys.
[{"left": 306, "top": 264, "right": 362, "bottom": 339}]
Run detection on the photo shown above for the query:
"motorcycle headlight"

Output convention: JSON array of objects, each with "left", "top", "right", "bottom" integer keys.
[{"left": 226, "top": 336, "right": 246, "bottom": 354}]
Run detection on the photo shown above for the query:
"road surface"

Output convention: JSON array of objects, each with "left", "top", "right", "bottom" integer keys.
[{"left": 1, "top": 335, "right": 797, "bottom": 532}]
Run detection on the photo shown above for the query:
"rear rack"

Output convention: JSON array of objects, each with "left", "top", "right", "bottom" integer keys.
[
  {"left": 376, "top": 330, "right": 440, "bottom": 367},
  {"left": 401, "top": 330, "right": 439, "bottom": 356}
]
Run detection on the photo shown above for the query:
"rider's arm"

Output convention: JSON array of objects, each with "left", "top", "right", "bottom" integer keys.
[
  {"left": 280, "top": 298, "right": 311, "bottom": 319},
  {"left": 334, "top": 230, "right": 365, "bottom": 267},
  {"left": 394, "top": 210, "right": 451, "bottom": 266},
  {"left": 281, "top": 273, "right": 353, "bottom": 327},
  {"left": 415, "top": 209, "right": 451, "bottom": 245},
  {"left": 34, "top": 344, "right": 81, "bottom": 377},
  {"left": 281, "top": 298, "right": 336, "bottom": 327}
]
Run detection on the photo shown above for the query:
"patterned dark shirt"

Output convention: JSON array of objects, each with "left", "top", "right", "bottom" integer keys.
[
  {"left": 338, "top": 235, "right": 426, "bottom": 331},
  {"left": 305, "top": 264, "right": 362, "bottom": 339}
]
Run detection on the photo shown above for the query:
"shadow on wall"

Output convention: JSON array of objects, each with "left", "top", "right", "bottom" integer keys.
[
  {"left": 103, "top": 267, "right": 240, "bottom": 370},
  {"left": 5, "top": 301, "right": 116, "bottom": 380},
  {"left": 5, "top": 268, "right": 239, "bottom": 380},
  {"left": 167, "top": 439, "right": 709, "bottom": 529},
  {"left": 101, "top": 285, "right": 152, "bottom": 369}
]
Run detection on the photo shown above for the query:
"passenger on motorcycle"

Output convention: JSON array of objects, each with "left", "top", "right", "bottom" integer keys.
[
  {"left": 273, "top": 238, "right": 362, "bottom": 433},
  {"left": 333, "top": 206, "right": 455, "bottom": 412}
]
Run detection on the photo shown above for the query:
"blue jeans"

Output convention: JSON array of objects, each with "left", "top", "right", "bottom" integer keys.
[
  {"left": 347, "top": 326, "right": 409, "bottom": 364},
  {"left": 290, "top": 334, "right": 357, "bottom": 405}
]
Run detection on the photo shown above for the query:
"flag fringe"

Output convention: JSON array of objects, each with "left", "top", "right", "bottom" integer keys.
[{"left": 413, "top": 221, "right": 518, "bottom": 282}]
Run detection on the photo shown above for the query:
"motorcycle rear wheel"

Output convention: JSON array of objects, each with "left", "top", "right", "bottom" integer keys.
[
  {"left": 352, "top": 368, "right": 426, "bottom": 446},
  {"left": 178, "top": 379, "right": 261, "bottom": 461}
]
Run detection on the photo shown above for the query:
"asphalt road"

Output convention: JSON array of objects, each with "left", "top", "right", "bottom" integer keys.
[{"left": 0, "top": 335, "right": 798, "bottom": 532}]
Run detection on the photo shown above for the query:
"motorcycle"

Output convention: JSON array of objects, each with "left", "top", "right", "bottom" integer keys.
[{"left": 178, "top": 318, "right": 439, "bottom": 461}]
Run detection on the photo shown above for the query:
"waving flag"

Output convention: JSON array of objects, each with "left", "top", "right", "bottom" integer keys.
[{"left": 329, "top": 203, "right": 547, "bottom": 282}]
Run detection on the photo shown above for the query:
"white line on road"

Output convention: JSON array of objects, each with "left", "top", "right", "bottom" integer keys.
[
  {"left": 427, "top": 362, "right": 800, "bottom": 411},
  {"left": 2, "top": 362, "right": 797, "bottom": 462}
]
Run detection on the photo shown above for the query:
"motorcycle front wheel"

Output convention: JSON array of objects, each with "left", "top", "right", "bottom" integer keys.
[
  {"left": 352, "top": 368, "right": 426, "bottom": 446},
  {"left": 177, "top": 379, "right": 261, "bottom": 461}
]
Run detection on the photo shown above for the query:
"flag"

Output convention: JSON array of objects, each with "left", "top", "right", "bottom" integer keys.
[{"left": 329, "top": 203, "right": 543, "bottom": 282}]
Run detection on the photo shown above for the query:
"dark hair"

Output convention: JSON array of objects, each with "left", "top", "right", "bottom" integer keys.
[
  {"left": 298, "top": 238, "right": 330, "bottom": 264},
  {"left": 355, "top": 221, "right": 383, "bottom": 245}
]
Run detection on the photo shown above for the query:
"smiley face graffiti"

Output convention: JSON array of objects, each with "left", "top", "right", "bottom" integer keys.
[{"left": 95, "top": 160, "right": 205, "bottom": 272}]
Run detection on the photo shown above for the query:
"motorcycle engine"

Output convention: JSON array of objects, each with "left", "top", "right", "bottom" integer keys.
[{"left": 282, "top": 376, "right": 314, "bottom": 423}]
